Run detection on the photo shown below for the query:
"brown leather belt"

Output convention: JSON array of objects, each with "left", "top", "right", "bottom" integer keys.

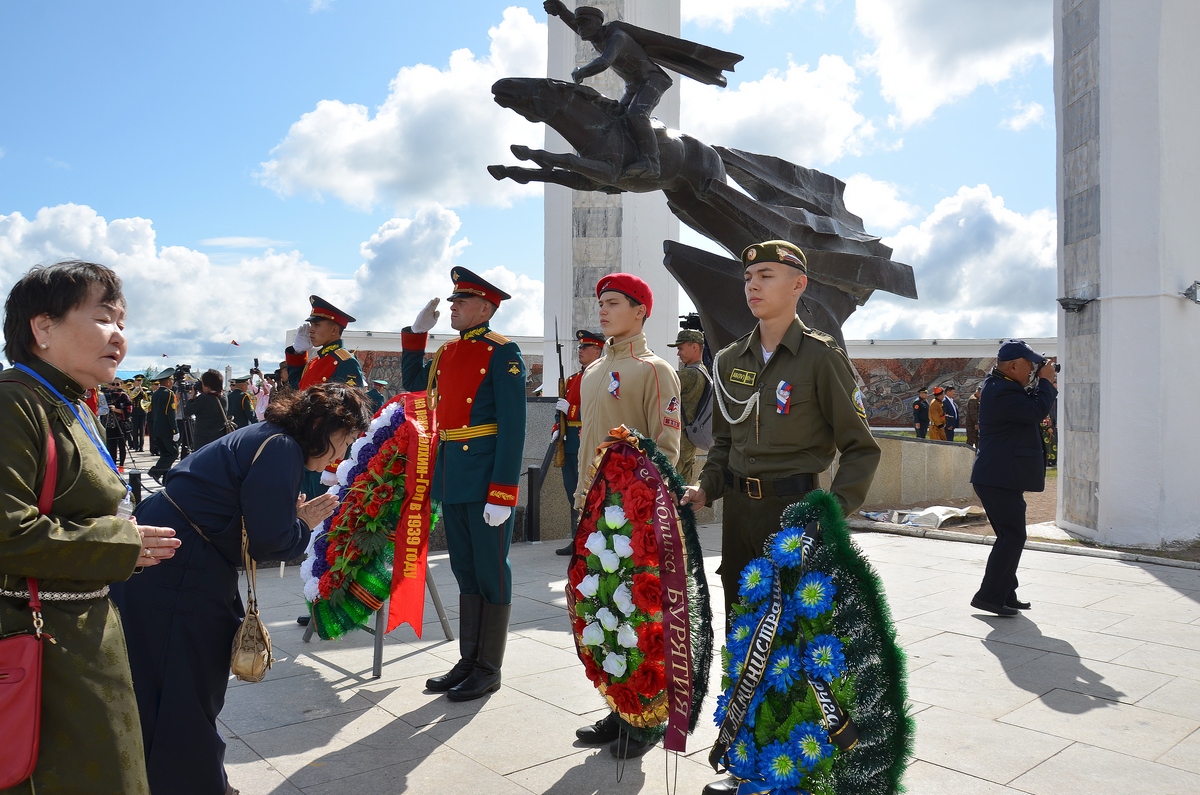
[{"left": 725, "top": 471, "right": 816, "bottom": 500}]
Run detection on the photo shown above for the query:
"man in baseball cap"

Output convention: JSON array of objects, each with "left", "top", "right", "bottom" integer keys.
[{"left": 668, "top": 328, "right": 710, "bottom": 484}]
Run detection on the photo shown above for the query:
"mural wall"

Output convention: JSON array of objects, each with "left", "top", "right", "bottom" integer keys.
[{"left": 852, "top": 357, "right": 993, "bottom": 427}]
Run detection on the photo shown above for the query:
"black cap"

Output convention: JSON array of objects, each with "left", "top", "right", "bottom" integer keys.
[
  {"left": 997, "top": 339, "right": 1045, "bottom": 365},
  {"left": 576, "top": 329, "right": 604, "bottom": 346}
]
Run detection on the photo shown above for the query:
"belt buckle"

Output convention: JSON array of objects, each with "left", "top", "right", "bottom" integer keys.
[{"left": 745, "top": 476, "right": 763, "bottom": 500}]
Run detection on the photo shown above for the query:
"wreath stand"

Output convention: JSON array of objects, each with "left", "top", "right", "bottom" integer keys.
[{"left": 301, "top": 561, "right": 455, "bottom": 679}]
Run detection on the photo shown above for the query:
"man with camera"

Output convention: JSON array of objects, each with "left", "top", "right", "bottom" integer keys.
[{"left": 970, "top": 339, "right": 1058, "bottom": 617}]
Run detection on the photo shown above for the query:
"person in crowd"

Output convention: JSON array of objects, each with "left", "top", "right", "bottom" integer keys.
[
  {"left": 1, "top": 260, "right": 180, "bottom": 794},
  {"left": 130, "top": 373, "right": 150, "bottom": 451},
  {"left": 148, "top": 369, "right": 179, "bottom": 480},
  {"left": 969, "top": 340, "right": 1057, "bottom": 617},
  {"left": 401, "top": 267, "right": 527, "bottom": 703},
  {"left": 912, "top": 386, "right": 929, "bottom": 438},
  {"left": 104, "top": 378, "right": 133, "bottom": 469},
  {"left": 681, "top": 240, "right": 880, "bottom": 795},
  {"left": 228, "top": 375, "right": 258, "bottom": 428},
  {"left": 248, "top": 368, "right": 272, "bottom": 421},
  {"left": 366, "top": 377, "right": 389, "bottom": 414},
  {"left": 186, "top": 369, "right": 230, "bottom": 451},
  {"left": 965, "top": 386, "right": 981, "bottom": 447},
  {"left": 109, "top": 383, "right": 368, "bottom": 795},
  {"left": 668, "top": 327, "right": 711, "bottom": 484},
  {"left": 553, "top": 329, "right": 604, "bottom": 556},
  {"left": 571, "top": 273, "right": 681, "bottom": 760},
  {"left": 943, "top": 385, "right": 960, "bottom": 441},
  {"left": 928, "top": 385, "right": 947, "bottom": 440}
]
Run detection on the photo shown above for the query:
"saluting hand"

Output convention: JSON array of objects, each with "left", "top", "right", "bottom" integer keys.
[
  {"left": 412, "top": 298, "right": 441, "bottom": 334},
  {"left": 292, "top": 322, "right": 313, "bottom": 352},
  {"left": 296, "top": 493, "right": 338, "bottom": 529}
]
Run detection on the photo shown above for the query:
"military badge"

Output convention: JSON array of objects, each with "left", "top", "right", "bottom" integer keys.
[
  {"left": 608, "top": 371, "right": 620, "bottom": 399},
  {"left": 666, "top": 396, "right": 679, "bottom": 414},
  {"left": 776, "top": 380, "right": 792, "bottom": 414},
  {"left": 508, "top": 360, "right": 522, "bottom": 376},
  {"left": 746, "top": 247, "right": 757, "bottom": 261},
  {"left": 778, "top": 248, "right": 804, "bottom": 267},
  {"left": 729, "top": 368, "right": 756, "bottom": 387},
  {"left": 853, "top": 386, "right": 867, "bottom": 419}
]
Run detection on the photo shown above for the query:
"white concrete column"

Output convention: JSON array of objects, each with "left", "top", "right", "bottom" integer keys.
[
  {"left": 1056, "top": 0, "right": 1200, "bottom": 546},
  {"left": 542, "top": 0, "right": 681, "bottom": 393}
]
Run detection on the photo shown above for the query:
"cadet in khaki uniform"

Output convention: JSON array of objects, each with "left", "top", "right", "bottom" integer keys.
[
  {"left": 684, "top": 241, "right": 880, "bottom": 795},
  {"left": 682, "top": 240, "right": 880, "bottom": 611},
  {"left": 668, "top": 328, "right": 710, "bottom": 484}
]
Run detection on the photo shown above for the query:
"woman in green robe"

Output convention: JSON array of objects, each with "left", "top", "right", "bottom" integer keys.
[{"left": 0, "top": 261, "right": 180, "bottom": 795}]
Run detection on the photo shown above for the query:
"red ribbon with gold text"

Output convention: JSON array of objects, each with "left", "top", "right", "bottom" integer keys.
[{"left": 387, "top": 392, "right": 437, "bottom": 635}]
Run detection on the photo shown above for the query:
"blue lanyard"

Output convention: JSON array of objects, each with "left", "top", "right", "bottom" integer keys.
[{"left": 14, "top": 363, "right": 129, "bottom": 492}]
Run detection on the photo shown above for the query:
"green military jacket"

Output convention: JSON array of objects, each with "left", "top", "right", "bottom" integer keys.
[
  {"left": 0, "top": 359, "right": 148, "bottom": 794},
  {"left": 678, "top": 361, "right": 709, "bottom": 452},
  {"left": 698, "top": 317, "right": 880, "bottom": 514}
]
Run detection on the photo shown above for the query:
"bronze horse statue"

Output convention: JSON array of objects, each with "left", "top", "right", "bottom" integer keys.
[{"left": 488, "top": 76, "right": 918, "bottom": 350}]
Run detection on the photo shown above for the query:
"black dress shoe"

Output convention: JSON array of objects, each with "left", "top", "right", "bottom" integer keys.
[
  {"left": 610, "top": 732, "right": 654, "bottom": 759},
  {"left": 702, "top": 778, "right": 739, "bottom": 795},
  {"left": 1006, "top": 597, "right": 1032, "bottom": 610},
  {"left": 971, "top": 596, "right": 1018, "bottom": 617},
  {"left": 576, "top": 712, "right": 620, "bottom": 744},
  {"left": 555, "top": 543, "right": 574, "bottom": 556},
  {"left": 296, "top": 615, "right": 310, "bottom": 627}
]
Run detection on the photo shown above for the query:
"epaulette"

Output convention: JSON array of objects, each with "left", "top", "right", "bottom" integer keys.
[
  {"left": 484, "top": 330, "right": 511, "bottom": 346},
  {"left": 802, "top": 327, "right": 840, "bottom": 348},
  {"left": 334, "top": 347, "right": 354, "bottom": 361}
]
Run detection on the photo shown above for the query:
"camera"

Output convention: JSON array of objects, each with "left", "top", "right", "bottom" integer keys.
[{"left": 1040, "top": 354, "right": 1060, "bottom": 374}]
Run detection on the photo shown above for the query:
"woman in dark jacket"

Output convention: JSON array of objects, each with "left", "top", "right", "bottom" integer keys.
[
  {"left": 1, "top": 261, "right": 180, "bottom": 795},
  {"left": 186, "top": 369, "right": 231, "bottom": 451},
  {"left": 109, "top": 383, "right": 371, "bottom": 795}
]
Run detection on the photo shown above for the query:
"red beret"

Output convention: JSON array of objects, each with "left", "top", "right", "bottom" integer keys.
[{"left": 596, "top": 273, "right": 653, "bottom": 318}]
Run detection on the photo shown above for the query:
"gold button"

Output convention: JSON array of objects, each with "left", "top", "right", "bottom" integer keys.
[
  {"left": 488, "top": 346, "right": 494, "bottom": 351},
  {"left": 437, "top": 370, "right": 441, "bottom": 375},
  {"left": 462, "top": 444, "right": 469, "bottom": 451},
  {"left": 480, "top": 368, "right": 486, "bottom": 374},
  {"left": 466, "top": 397, "right": 473, "bottom": 403},
  {"left": 322, "top": 377, "right": 327, "bottom": 382}
]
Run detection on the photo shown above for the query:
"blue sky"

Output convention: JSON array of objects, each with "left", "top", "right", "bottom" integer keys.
[{"left": 0, "top": 0, "right": 1056, "bottom": 370}]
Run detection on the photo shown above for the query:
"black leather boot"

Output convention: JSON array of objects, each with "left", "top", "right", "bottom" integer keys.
[
  {"left": 426, "top": 594, "right": 484, "bottom": 692},
  {"left": 447, "top": 601, "right": 510, "bottom": 702}
]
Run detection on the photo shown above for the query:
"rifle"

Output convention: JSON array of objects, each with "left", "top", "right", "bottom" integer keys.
[{"left": 554, "top": 318, "right": 566, "bottom": 467}]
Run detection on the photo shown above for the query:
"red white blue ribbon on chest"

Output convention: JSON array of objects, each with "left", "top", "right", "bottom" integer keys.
[
  {"left": 608, "top": 371, "right": 620, "bottom": 399},
  {"left": 776, "top": 380, "right": 791, "bottom": 414}
]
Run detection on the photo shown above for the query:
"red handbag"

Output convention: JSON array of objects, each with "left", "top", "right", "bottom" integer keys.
[{"left": 0, "top": 425, "right": 58, "bottom": 788}]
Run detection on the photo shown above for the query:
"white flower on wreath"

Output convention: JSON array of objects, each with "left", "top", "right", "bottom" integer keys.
[
  {"left": 577, "top": 573, "right": 601, "bottom": 598},
  {"left": 611, "top": 535, "right": 633, "bottom": 559},
  {"left": 616, "top": 622, "right": 639, "bottom": 648},
  {"left": 603, "top": 651, "right": 627, "bottom": 677},
  {"left": 604, "top": 504, "right": 628, "bottom": 529},
  {"left": 581, "top": 622, "right": 606, "bottom": 647},
  {"left": 598, "top": 549, "right": 621, "bottom": 573},
  {"left": 585, "top": 531, "right": 608, "bottom": 556},
  {"left": 335, "top": 458, "right": 355, "bottom": 484},
  {"left": 348, "top": 436, "right": 369, "bottom": 461},
  {"left": 612, "top": 582, "right": 635, "bottom": 616},
  {"left": 596, "top": 607, "right": 619, "bottom": 631}
]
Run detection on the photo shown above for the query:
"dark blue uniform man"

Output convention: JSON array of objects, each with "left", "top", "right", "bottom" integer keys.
[
  {"left": 366, "top": 378, "right": 388, "bottom": 415},
  {"left": 401, "top": 267, "right": 527, "bottom": 701},
  {"left": 553, "top": 329, "right": 604, "bottom": 555},
  {"left": 970, "top": 340, "right": 1058, "bottom": 616},
  {"left": 943, "top": 385, "right": 960, "bottom": 441},
  {"left": 148, "top": 368, "right": 179, "bottom": 480},
  {"left": 912, "top": 387, "right": 929, "bottom": 438}
]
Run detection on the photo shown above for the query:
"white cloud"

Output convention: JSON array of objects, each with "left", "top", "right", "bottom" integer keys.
[
  {"left": 258, "top": 7, "right": 547, "bottom": 212},
  {"left": 0, "top": 147, "right": 6, "bottom": 158},
  {"left": 199, "top": 236, "right": 292, "bottom": 249},
  {"left": 681, "top": 55, "right": 874, "bottom": 165},
  {"left": 1000, "top": 100, "right": 1045, "bottom": 132},
  {"left": 0, "top": 204, "right": 544, "bottom": 370},
  {"left": 309, "top": 0, "right": 333, "bottom": 11},
  {"left": 842, "top": 184, "right": 1057, "bottom": 339},
  {"left": 842, "top": 173, "right": 919, "bottom": 232},
  {"left": 856, "top": 0, "right": 1052, "bottom": 127},
  {"left": 682, "top": 0, "right": 813, "bottom": 31}
]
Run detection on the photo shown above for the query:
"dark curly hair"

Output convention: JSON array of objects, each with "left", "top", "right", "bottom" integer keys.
[
  {"left": 4, "top": 260, "right": 125, "bottom": 365},
  {"left": 265, "top": 382, "right": 372, "bottom": 459}
]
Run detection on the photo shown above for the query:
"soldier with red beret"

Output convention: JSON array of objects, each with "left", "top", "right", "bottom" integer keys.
[{"left": 401, "top": 267, "right": 528, "bottom": 702}]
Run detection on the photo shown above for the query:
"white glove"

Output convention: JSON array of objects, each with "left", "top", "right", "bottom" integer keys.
[
  {"left": 412, "top": 298, "right": 441, "bottom": 334},
  {"left": 292, "top": 321, "right": 312, "bottom": 352},
  {"left": 482, "top": 503, "right": 512, "bottom": 526},
  {"left": 551, "top": 428, "right": 560, "bottom": 442},
  {"left": 555, "top": 397, "right": 570, "bottom": 414},
  {"left": 172, "top": 433, "right": 180, "bottom": 442}
]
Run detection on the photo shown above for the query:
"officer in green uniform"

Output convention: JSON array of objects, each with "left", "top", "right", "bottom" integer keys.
[
  {"left": 228, "top": 375, "right": 258, "bottom": 428},
  {"left": 683, "top": 241, "right": 880, "bottom": 795},
  {"left": 366, "top": 378, "right": 388, "bottom": 415},
  {"left": 668, "top": 327, "right": 710, "bottom": 484},
  {"left": 148, "top": 368, "right": 179, "bottom": 480}
]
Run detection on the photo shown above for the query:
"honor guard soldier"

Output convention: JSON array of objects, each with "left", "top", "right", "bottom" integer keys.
[
  {"left": 912, "top": 387, "right": 929, "bottom": 438},
  {"left": 553, "top": 329, "right": 604, "bottom": 556},
  {"left": 148, "top": 368, "right": 179, "bottom": 480},
  {"left": 401, "top": 267, "right": 527, "bottom": 702},
  {"left": 366, "top": 378, "right": 388, "bottom": 415},
  {"left": 684, "top": 242, "right": 880, "bottom": 794},
  {"left": 228, "top": 376, "right": 258, "bottom": 428}
]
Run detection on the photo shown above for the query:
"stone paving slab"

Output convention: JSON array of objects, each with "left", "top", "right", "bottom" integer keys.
[{"left": 221, "top": 525, "right": 1200, "bottom": 794}]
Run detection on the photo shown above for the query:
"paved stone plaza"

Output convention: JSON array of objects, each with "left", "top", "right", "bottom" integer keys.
[{"left": 211, "top": 521, "right": 1200, "bottom": 795}]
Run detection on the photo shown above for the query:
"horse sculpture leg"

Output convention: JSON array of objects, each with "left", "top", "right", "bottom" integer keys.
[
  {"left": 487, "top": 164, "right": 620, "bottom": 193},
  {"left": 510, "top": 144, "right": 622, "bottom": 188}
]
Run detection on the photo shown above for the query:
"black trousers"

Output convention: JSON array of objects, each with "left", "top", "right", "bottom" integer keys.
[
  {"left": 915, "top": 423, "right": 928, "bottom": 439},
  {"left": 973, "top": 483, "right": 1027, "bottom": 604},
  {"left": 131, "top": 411, "right": 146, "bottom": 450},
  {"left": 150, "top": 432, "right": 178, "bottom": 478}
]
